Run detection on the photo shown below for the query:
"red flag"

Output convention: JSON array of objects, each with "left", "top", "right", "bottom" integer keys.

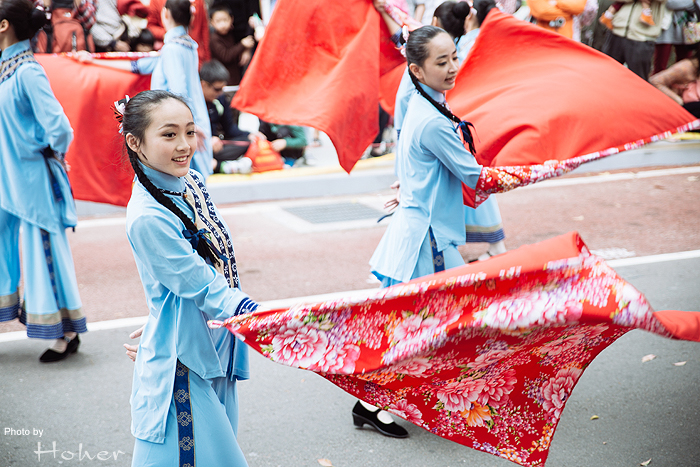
[
  {"left": 37, "top": 55, "right": 150, "bottom": 206},
  {"left": 448, "top": 11, "right": 699, "bottom": 168},
  {"left": 232, "top": 0, "right": 404, "bottom": 173}
]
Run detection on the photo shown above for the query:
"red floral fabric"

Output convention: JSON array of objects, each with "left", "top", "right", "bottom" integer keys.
[{"left": 212, "top": 232, "right": 698, "bottom": 466}]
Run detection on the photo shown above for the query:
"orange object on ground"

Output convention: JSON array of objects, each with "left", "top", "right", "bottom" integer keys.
[{"left": 245, "top": 140, "right": 285, "bottom": 173}]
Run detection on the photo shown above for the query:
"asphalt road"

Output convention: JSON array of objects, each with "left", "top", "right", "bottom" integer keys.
[{"left": 1, "top": 162, "right": 699, "bottom": 467}]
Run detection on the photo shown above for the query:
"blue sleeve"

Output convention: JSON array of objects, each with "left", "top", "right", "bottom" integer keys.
[
  {"left": 128, "top": 209, "right": 258, "bottom": 320},
  {"left": 20, "top": 64, "right": 73, "bottom": 154},
  {"left": 135, "top": 56, "right": 158, "bottom": 74},
  {"left": 421, "top": 118, "right": 482, "bottom": 190}
]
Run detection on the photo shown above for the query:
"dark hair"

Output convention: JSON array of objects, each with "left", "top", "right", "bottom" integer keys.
[
  {"left": 209, "top": 3, "right": 232, "bottom": 18},
  {"left": 406, "top": 26, "right": 476, "bottom": 154},
  {"left": 165, "top": 0, "right": 191, "bottom": 27},
  {"left": 199, "top": 59, "right": 230, "bottom": 83},
  {"left": 119, "top": 90, "right": 221, "bottom": 267},
  {"left": 474, "top": 0, "right": 497, "bottom": 26},
  {"left": 0, "top": 0, "right": 48, "bottom": 41},
  {"left": 131, "top": 28, "right": 155, "bottom": 49},
  {"left": 433, "top": 1, "right": 471, "bottom": 39}
]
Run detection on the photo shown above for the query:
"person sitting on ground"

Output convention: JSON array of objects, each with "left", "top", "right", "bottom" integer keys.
[
  {"left": 200, "top": 60, "right": 265, "bottom": 174},
  {"left": 599, "top": 0, "right": 655, "bottom": 30},
  {"left": 650, "top": 42, "right": 700, "bottom": 118},
  {"left": 258, "top": 121, "right": 308, "bottom": 167},
  {"left": 209, "top": 3, "right": 255, "bottom": 86}
]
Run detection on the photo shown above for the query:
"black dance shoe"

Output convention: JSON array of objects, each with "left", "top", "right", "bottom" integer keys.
[
  {"left": 39, "top": 335, "right": 80, "bottom": 363},
  {"left": 352, "top": 401, "right": 409, "bottom": 438}
]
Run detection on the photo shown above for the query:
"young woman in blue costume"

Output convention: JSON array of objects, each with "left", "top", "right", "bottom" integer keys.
[
  {"left": 352, "top": 14, "right": 488, "bottom": 439},
  {"left": 0, "top": 0, "right": 87, "bottom": 362},
  {"left": 370, "top": 22, "right": 484, "bottom": 288},
  {"left": 117, "top": 90, "right": 258, "bottom": 466},
  {"left": 79, "top": 0, "right": 214, "bottom": 178},
  {"left": 377, "top": 0, "right": 507, "bottom": 262}
]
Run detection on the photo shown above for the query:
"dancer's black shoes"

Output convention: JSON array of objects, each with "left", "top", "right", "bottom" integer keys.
[
  {"left": 40, "top": 335, "right": 80, "bottom": 363},
  {"left": 352, "top": 401, "right": 408, "bottom": 438}
]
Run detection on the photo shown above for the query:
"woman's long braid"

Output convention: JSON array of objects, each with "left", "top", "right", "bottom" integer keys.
[{"left": 407, "top": 69, "right": 477, "bottom": 155}]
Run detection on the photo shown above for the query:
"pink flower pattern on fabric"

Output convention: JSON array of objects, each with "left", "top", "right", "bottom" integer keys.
[
  {"left": 540, "top": 367, "right": 583, "bottom": 420},
  {"left": 271, "top": 321, "right": 328, "bottom": 368}
]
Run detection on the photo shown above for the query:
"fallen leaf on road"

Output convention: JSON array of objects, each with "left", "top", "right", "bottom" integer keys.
[
  {"left": 572, "top": 215, "right": 584, "bottom": 221},
  {"left": 641, "top": 354, "right": 656, "bottom": 363},
  {"left": 318, "top": 459, "right": 333, "bottom": 466},
  {"left": 640, "top": 459, "right": 651, "bottom": 466},
  {"left": 590, "top": 415, "right": 599, "bottom": 420},
  {"left": 673, "top": 361, "right": 687, "bottom": 366}
]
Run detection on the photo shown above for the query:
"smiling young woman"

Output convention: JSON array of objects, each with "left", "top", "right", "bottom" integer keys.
[{"left": 117, "top": 90, "right": 259, "bottom": 466}]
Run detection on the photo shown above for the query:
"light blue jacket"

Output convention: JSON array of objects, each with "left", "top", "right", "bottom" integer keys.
[
  {"left": 0, "top": 40, "right": 73, "bottom": 234},
  {"left": 136, "top": 26, "right": 213, "bottom": 178},
  {"left": 370, "top": 84, "right": 483, "bottom": 283},
  {"left": 127, "top": 165, "right": 254, "bottom": 443}
]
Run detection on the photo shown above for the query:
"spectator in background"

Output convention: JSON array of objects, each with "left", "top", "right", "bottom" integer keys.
[
  {"left": 91, "top": 0, "right": 130, "bottom": 52},
  {"left": 209, "top": 3, "right": 255, "bottom": 86},
  {"left": 32, "top": 0, "right": 97, "bottom": 52},
  {"left": 200, "top": 60, "right": 265, "bottom": 174},
  {"left": 653, "top": 0, "right": 697, "bottom": 73},
  {"left": 33, "top": 0, "right": 96, "bottom": 31},
  {"left": 528, "top": 0, "right": 587, "bottom": 38},
  {"left": 221, "top": 0, "right": 260, "bottom": 42},
  {"left": 572, "top": 0, "right": 599, "bottom": 44},
  {"left": 650, "top": 42, "right": 700, "bottom": 118},
  {"left": 147, "top": 0, "right": 210, "bottom": 65},
  {"left": 130, "top": 28, "right": 155, "bottom": 51},
  {"left": 602, "top": 0, "right": 667, "bottom": 80},
  {"left": 258, "top": 121, "right": 307, "bottom": 167}
]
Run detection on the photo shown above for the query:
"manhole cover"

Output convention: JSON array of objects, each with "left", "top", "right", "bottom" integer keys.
[{"left": 283, "top": 202, "right": 383, "bottom": 224}]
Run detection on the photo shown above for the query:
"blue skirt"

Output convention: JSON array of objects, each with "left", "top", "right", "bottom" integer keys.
[
  {"left": 464, "top": 196, "right": 505, "bottom": 243},
  {"left": 132, "top": 361, "right": 248, "bottom": 467}
]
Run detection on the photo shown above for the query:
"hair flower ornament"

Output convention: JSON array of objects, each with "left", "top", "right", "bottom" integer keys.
[{"left": 111, "top": 95, "right": 130, "bottom": 134}]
